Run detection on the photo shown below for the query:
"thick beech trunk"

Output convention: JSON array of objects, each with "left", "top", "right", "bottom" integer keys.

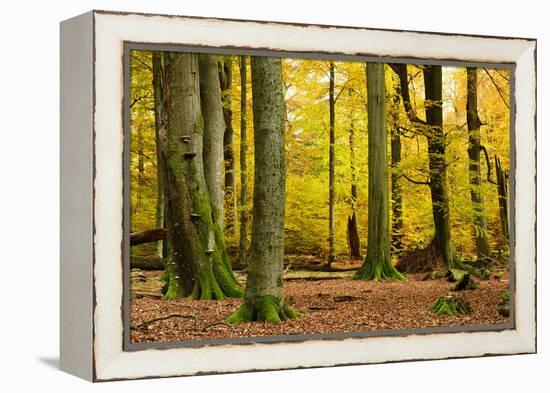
[
  {"left": 354, "top": 63, "right": 404, "bottom": 281},
  {"left": 466, "top": 67, "right": 491, "bottom": 260},
  {"left": 227, "top": 57, "right": 299, "bottom": 323},
  {"left": 199, "top": 54, "right": 226, "bottom": 225},
  {"left": 423, "top": 65, "right": 454, "bottom": 268},
  {"left": 161, "top": 52, "right": 242, "bottom": 300},
  {"left": 238, "top": 55, "right": 249, "bottom": 267},
  {"left": 219, "top": 57, "right": 237, "bottom": 235},
  {"left": 328, "top": 62, "right": 336, "bottom": 266}
]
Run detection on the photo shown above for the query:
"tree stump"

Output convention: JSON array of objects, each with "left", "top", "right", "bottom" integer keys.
[{"left": 429, "top": 294, "right": 472, "bottom": 316}]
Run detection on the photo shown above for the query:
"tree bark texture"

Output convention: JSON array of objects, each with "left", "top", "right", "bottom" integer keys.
[
  {"left": 238, "top": 55, "right": 249, "bottom": 267},
  {"left": 199, "top": 54, "right": 226, "bottom": 225},
  {"left": 161, "top": 52, "right": 242, "bottom": 300},
  {"left": 219, "top": 57, "right": 237, "bottom": 235},
  {"left": 328, "top": 62, "right": 336, "bottom": 265},
  {"left": 347, "top": 103, "right": 361, "bottom": 260},
  {"left": 390, "top": 78, "right": 404, "bottom": 254},
  {"left": 495, "top": 155, "right": 509, "bottom": 240},
  {"left": 227, "top": 56, "right": 299, "bottom": 323},
  {"left": 423, "top": 65, "right": 454, "bottom": 268},
  {"left": 152, "top": 52, "right": 167, "bottom": 258},
  {"left": 355, "top": 63, "right": 404, "bottom": 281},
  {"left": 466, "top": 67, "right": 491, "bottom": 260}
]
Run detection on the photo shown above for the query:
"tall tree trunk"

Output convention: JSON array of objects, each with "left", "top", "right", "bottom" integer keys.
[
  {"left": 161, "top": 52, "right": 242, "bottom": 300},
  {"left": 355, "top": 63, "right": 404, "bottom": 281},
  {"left": 347, "top": 100, "right": 361, "bottom": 260},
  {"left": 199, "top": 54, "right": 225, "bottom": 226},
  {"left": 328, "top": 62, "right": 336, "bottom": 266},
  {"left": 152, "top": 52, "right": 166, "bottom": 258},
  {"left": 238, "top": 55, "right": 249, "bottom": 267},
  {"left": 495, "top": 155, "right": 509, "bottom": 240},
  {"left": 389, "top": 78, "right": 403, "bottom": 254},
  {"left": 219, "top": 57, "right": 237, "bottom": 236},
  {"left": 227, "top": 57, "right": 299, "bottom": 323},
  {"left": 423, "top": 65, "right": 454, "bottom": 268},
  {"left": 466, "top": 67, "right": 491, "bottom": 260}
]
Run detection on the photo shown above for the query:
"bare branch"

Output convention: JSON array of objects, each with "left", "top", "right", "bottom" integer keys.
[{"left": 483, "top": 68, "right": 510, "bottom": 109}]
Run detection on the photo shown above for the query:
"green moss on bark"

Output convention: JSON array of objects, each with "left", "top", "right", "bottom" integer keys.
[
  {"left": 226, "top": 295, "right": 300, "bottom": 324},
  {"left": 429, "top": 294, "right": 472, "bottom": 316},
  {"left": 354, "top": 252, "right": 405, "bottom": 281}
]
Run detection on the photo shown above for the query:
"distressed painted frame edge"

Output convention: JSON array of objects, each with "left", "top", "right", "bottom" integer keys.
[{"left": 60, "top": 10, "right": 536, "bottom": 382}]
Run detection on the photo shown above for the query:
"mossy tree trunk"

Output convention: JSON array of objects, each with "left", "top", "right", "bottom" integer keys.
[
  {"left": 160, "top": 52, "right": 242, "bottom": 300},
  {"left": 466, "top": 67, "right": 491, "bottom": 261},
  {"left": 199, "top": 54, "right": 225, "bottom": 227},
  {"left": 152, "top": 52, "right": 166, "bottom": 258},
  {"left": 219, "top": 57, "right": 237, "bottom": 236},
  {"left": 328, "top": 62, "right": 336, "bottom": 266},
  {"left": 238, "top": 55, "right": 249, "bottom": 267},
  {"left": 354, "top": 63, "right": 405, "bottom": 281},
  {"left": 227, "top": 57, "right": 299, "bottom": 323},
  {"left": 423, "top": 65, "right": 454, "bottom": 268}
]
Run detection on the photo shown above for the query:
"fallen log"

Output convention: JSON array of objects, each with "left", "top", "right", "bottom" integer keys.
[
  {"left": 130, "top": 228, "right": 167, "bottom": 246},
  {"left": 130, "top": 256, "right": 166, "bottom": 270}
]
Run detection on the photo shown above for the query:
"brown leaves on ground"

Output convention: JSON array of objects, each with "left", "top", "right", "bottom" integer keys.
[{"left": 130, "top": 272, "right": 509, "bottom": 344}]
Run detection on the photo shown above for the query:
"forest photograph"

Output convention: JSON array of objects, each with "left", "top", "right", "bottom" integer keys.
[{"left": 128, "top": 49, "right": 512, "bottom": 344}]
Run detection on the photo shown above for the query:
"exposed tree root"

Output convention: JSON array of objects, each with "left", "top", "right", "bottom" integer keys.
[
  {"left": 395, "top": 240, "right": 445, "bottom": 273},
  {"left": 226, "top": 295, "right": 301, "bottom": 324},
  {"left": 429, "top": 294, "right": 472, "bottom": 316},
  {"left": 131, "top": 313, "right": 199, "bottom": 330},
  {"left": 353, "top": 257, "right": 405, "bottom": 281}
]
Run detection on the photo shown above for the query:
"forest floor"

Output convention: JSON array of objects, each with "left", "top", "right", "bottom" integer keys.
[{"left": 130, "top": 266, "right": 510, "bottom": 344}]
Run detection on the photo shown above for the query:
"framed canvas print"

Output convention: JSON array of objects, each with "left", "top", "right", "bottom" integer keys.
[{"left": 60, "top": 10, "right": 536, "bottom": 382}]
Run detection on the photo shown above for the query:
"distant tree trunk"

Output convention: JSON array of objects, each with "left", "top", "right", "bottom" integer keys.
[
  {"left": 495, "top": 155, "right": 509, "bottom": 240},
  {"left": 152, "top": 52, "right": 166, "bottom": 258},
  {"left": 161, "top": 52, "right": 242, "bottom": 300},
  {"left": 219, "top": 57, "right": 237, "bottom": 236},
  {"left": 199, "top": 54, "right": 225, "bottom": 226},
  {"left": 227, "top": 56, "right": 299, "bottom": 323},
  {"left": 466, "top": 67, "right": 491, "bottom": 260},
  {"left": 355, "top": 63, "right": 404, "bottom": 281},
  {"left": 389, "top": 79, "right": 403, "bottom": 254},
  {"left": 238, "top": 55, "right": 249, "bottom": 267},
  {"left": 328, "top": 61, "right": 336, "bottom": 266},
  {"left": 423, "top": 65, "right": 454, "bottom": 268},
  {"left": 347, "top": 100, "right": 361, "bottom": 260}
]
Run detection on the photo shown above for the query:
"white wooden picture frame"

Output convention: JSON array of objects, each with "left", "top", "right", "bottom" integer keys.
[{"left": 60, "top": 10, "right": 536, "bottom": 381}]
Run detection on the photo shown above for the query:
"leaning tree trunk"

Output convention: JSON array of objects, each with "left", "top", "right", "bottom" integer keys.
[
  {"left": 227, "top": 56, "right": 299, "bottom": 323},
  {"left": 152, "top": 52, "right": 166, "bottom": 258},
  {"left": 466, "top": 67, "right": 491, "bottom": 260},
  {"left": 355, "top": 63, "right": 405, "bottom": 281},
  {"left": 219, "top": 57, "right": 237, "bottom": 236},
  {"left": 347, "top": 101, "right": 361, "bottom": 260},
  {"left": 160, "top": 52, "right": 242, "bottom": 300},
  {"left": 328, "top": 61, "right": 336, "bottom": 266},
  {"left": 389, "top": 78, "right": 404, "bottom": 254},
  {"left": 424, "top": 65, "right": 454, "bottom": 268},
  {"left": 238, "top": 55, "right": 249, "bottom": 267}
]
